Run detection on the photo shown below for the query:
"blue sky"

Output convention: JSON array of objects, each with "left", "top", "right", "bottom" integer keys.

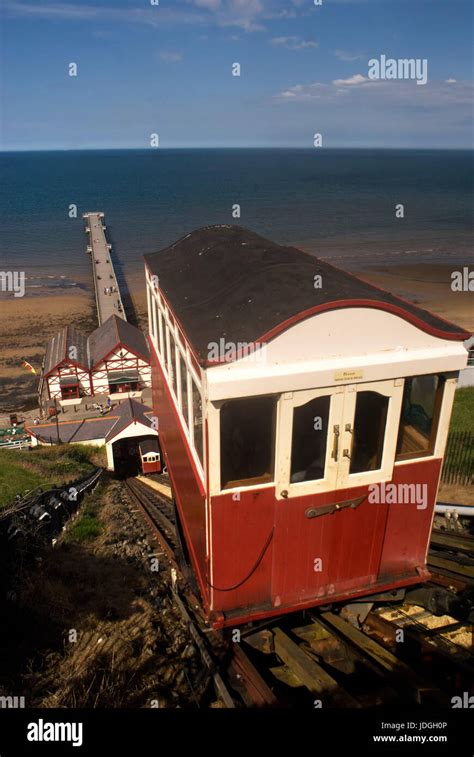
[{"left": 1, "top": 0, "right": 473, "bottom": 149}]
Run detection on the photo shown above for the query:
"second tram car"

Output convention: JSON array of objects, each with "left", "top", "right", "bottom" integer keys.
[{"left": 139, "top": 439, "right": 162, "bottom": 474}]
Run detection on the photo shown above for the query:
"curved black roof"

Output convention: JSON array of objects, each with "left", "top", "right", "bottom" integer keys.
[{"left": 144, "top": 225, "right": 469, "bottom": 364}]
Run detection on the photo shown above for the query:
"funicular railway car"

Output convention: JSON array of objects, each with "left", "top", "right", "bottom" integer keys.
[
  {"left": 139, "top": 439, "right": 162, "bottom": 474},
  {"left": 144, "top": 225, "right": 469, "bottom": 628}
]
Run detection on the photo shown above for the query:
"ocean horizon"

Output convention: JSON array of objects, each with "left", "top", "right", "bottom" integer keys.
[{"left": 1, "top": 148, "right": 472, "bottom": 295}]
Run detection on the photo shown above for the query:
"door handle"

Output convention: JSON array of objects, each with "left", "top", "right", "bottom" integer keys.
[
  {"left": 305, "top": 495, "right": 365, "bottom": 519},
  {"left": 331, "top": 425, "right": 340, "bottom": 461},
  {"left": 343, "top": 448, "right": 351, "bottom": 460}
]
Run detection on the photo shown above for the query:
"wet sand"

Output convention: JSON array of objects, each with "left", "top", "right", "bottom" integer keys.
[
  {"left": 0, "top": 260, "right": 472, "bottom": 413},
  {"left": 0, "top": 290, "right": 96, "bottom": 413}
]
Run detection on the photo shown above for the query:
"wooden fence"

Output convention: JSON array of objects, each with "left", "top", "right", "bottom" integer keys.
[{"left": 441, "top": 431, "right": 473, "bottom": 486}]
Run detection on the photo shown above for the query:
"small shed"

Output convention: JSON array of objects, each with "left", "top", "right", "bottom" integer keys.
[{"left": 27, "top": 399, "right": 159, "bottom": 475}]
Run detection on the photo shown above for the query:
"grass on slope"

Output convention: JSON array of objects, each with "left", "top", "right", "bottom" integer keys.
[
  {"left": 450, "top": 386, "right": 474, "bottom": 433},
  {"left": 0, "top": 444, "right": 105, "bottom": 508}
]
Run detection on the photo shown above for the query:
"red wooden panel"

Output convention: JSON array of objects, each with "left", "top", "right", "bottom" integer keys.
[
  {"left": 209, "top": 488, "right": 275, "bottom": 612},
  {"left": 271, "top": 483, "right": 387, "bottom": 608},
  {"left": 378, "top": 458, "right": 442, "bottom": 580},
  {"left": 142, "top": 461, "right": 162, "bottom": 474},
  {"left": 208, "top": 460, "right": 439, "bottom": 623}
]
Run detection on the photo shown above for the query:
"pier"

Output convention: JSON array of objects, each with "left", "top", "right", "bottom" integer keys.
[{"left": 83, "top": 212, "right": 126, "bottom": 325}]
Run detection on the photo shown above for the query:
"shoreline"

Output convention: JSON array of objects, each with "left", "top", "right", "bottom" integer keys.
[{"left": 0, "top": 258, "right": 472, "bottom": 413}]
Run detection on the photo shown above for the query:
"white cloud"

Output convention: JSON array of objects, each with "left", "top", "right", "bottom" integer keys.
[
  {"left": 217, "top": 0, "right": 265, "bottom": 31},
  {"left": 446, "top": 78, "right": 457, "bottom": 84},
  {"left": 4, "top": 0, "right": 264, "bottom": 30},
  {"left": 5, "top": 1, "right": 101, "bottom": 19},
  {"left": 191, "top": 0, "right": 221, "bottom": 8},
  {"left": 4, "top": 1, "right": 205, "bottom": 28},
  {"left": 270, "top": 36, "right": 318, "bottom": 50},
  {"left": 335, "top": 49, "right": 364, "bottom": 62},
  {"left": 332, "top": 74, "right": 368, "bottom": 85},
  {"left": 277, "top": 82, "right": 329, "bottom": 100},
  {"left": 160, "top": 51, "right": 183, "bottom": 62},
  {"left": 274, "top": 77, "right": 473, "bottom": 108}
]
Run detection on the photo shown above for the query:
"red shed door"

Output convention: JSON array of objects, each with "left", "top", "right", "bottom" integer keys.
[{"left": 271, "top": 380, "right": 403, "bottom": 608}]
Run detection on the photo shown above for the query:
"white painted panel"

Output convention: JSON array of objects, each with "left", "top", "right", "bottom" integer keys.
[{"left": 206, "top": 309, "right": 467, "bottom": 401}]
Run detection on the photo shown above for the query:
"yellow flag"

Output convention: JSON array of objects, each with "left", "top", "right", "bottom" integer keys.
[{"left": 21, "top": 359, "right": 37, "bottom": 375}]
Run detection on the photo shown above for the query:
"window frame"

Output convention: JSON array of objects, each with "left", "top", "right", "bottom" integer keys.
[
  {"left": 335, "top": 381, "right": 403, "bottom": 490},
  {"left": 275, "top": 387, "right": 344, "bottom": 499},
  {"left": 147, "top": 275, "right": 205, "bottom": 480},
  {"left": 219, "top": 394, "right": 278, "bottom": 491},
  {"left": 395, "top": 374, "right": 445, "bottom": 463},
  {"left": 208, "top": 396, "right": 279, "bottom": 495}
]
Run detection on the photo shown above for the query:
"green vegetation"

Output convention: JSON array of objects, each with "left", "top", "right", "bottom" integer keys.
[
  {"left": 450, "top": 387, "right": 474, "bottom": 433},
  {"left": 66, "top": 484, "right": 105, "bottom": 542},
  {"left": 0, "top": 444, "right": 106, "bottom": 508}
]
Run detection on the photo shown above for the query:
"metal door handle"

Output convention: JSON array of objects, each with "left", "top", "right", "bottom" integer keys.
[
  {"left": 331, "top": 425, "right": 340, "bottom": 461},
  {"left": 305, "top": 495, "right": 365, "bottom": 519},
  {"left": 343, "top": 449, "right": 351, "bottom": 460}
]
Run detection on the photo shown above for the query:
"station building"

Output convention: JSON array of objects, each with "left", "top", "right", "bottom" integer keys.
[
  {"left": 39, "top": 315, "right": 151, "bottom": 407},
  {"left": 27, "top": 398, "right": 158, "bottom": 475}
]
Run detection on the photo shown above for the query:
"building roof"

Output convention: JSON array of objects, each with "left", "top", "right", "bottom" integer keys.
[
  {"left": 43, "top": 325, "right": 89, "bottom": 376},
  {"left": 26, "top": 416, "right": 118, "bottom": 444},
  {"left": 26, "top": 400, "right": 156, "bottom": 444},
  {"left": 88, "top": 315, "right": 150, "bottom": 367},
  {"left": 104, "top": 398, "right": 155, "bottom": 441},
  {"left": 43, "top": 316, "right": 150, "bottom": 377},
  {"left": 144, "top": 225, "right": 470, "bottom": 365}
]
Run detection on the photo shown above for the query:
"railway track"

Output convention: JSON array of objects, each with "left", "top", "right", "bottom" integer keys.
[
  {"left": 123, "top": 477, "right": 241, "bottom": 707},
  {"left": 124, "top": 477, "right": 178, "bottom": 566},
  {"left": 123, "top": 476, "right": 474, "bottom": 709},
  {"left": 428, "top": 527, "right": 474, "bottom": 593}
]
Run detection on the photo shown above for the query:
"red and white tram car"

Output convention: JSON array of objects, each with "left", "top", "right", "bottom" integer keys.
[
  {"left": 144, "top": 226, "right": 469, "bottom": 628},
  {"left": 139, "top": 439, "right": 162, "bottom": 475}
]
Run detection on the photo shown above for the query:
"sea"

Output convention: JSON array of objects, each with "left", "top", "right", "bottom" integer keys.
[{"left": 0, "top": 148, "right": 472, "bottom": 296}]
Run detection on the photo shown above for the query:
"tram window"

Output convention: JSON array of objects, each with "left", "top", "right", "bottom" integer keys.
[
  {"left": 158, "top": 309, "right": 163, "bottom": 357},
  {"left": 350, "top": 391, "right": 389, "bottom": 474},
  {"left": 170, "top": 337, "right": 177, "bottom": 396},
  {"left": 220, "top": 396, "right": 276, "bottom": 489},
  {"left": 153, "top": 300, "right": 158, "bottom": 343},
  {"left": 164, "top": 325, "right": 170, "bottom": 376},
  {"left": 396, "top": 375, "right": 444, "bottom": 460},
  {"left": 192, "top": 380, "right": 204, "bottom": 465},
  {"left": 180, "top": 353, "right": 189, "bottom": 428},
  {"left": 290, "top": 396, "right": 330, "bottom": 482}
]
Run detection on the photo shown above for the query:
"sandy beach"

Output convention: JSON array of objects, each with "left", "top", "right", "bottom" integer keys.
[
  {"left": 0, "top": 291, "right": 96, "bottom": 413},
  {"left": 0, "top": 260, "right": 472, "bottom": 414}
]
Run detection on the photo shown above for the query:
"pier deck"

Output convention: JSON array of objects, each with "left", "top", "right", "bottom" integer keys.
[{"left": 83, "top": 212, "right": 126, "bottom": 326}]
